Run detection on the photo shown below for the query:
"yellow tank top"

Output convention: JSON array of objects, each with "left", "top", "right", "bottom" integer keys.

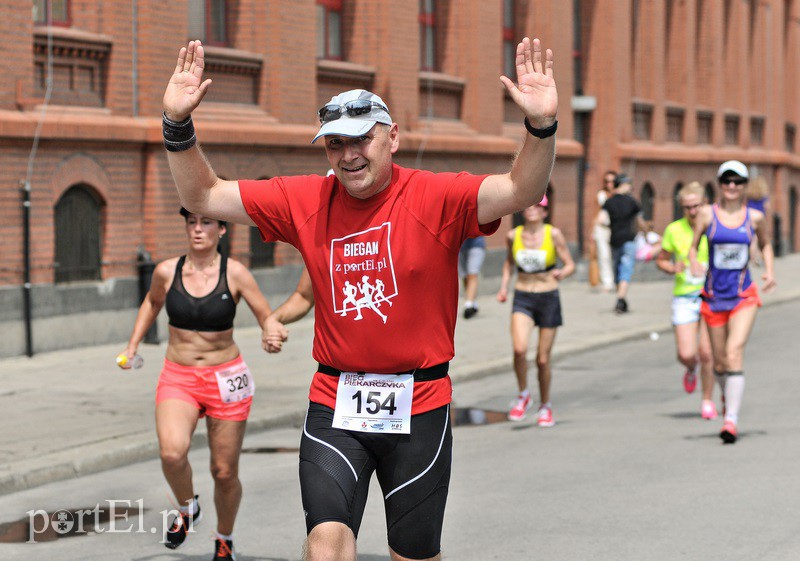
[{"left": 512, "top": 224, "right": 557, "bottom": 273}]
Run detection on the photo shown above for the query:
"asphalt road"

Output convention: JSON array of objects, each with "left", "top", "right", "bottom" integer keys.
[{"left": 1, "top": 300, "right": 798, "bottom": 561}]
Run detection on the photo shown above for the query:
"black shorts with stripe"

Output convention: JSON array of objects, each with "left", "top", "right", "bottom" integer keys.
[{"left": 299, "top": 401, "right": 452, "bottom": 559}]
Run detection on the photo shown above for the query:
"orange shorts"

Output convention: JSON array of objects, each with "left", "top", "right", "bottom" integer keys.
[
  {"left": 156, "top": 355, "right": 253, "bottom": 421},
  {"left": 700, "top": 284, "right": 762, "bottom": 328}
]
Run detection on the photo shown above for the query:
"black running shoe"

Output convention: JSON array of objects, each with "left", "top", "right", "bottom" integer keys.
[
  {"left": 164, "top": 495, "right": 202, "bottom": 549},
  {"left": 614, "top": 298, "right": 628, "bottom": 314},
  {"left": 464, "top": 306, "right": 478, "bottom": 319},
  {"left": 213, "top": 538, "right": 236, "bottom": 561}
]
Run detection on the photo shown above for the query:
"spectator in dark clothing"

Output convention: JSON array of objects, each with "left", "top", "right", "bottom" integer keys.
[{"left": 594, "top": 174, "right": 646, "bottom": 313}]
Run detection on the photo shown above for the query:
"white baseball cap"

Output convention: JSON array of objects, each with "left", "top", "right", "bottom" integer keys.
[
  {"left": 717, "top": 160, "right": 749, "bottom": 180},
  {"left": 312, "top": 89, "right": 392, "bottom": 144}
]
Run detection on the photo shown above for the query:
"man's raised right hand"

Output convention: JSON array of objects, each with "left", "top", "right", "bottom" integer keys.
[{"left": 163, "top": 40, "right": 212, "bottom": 122}]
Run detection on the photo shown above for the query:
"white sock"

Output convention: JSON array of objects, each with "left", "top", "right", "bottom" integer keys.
[
  {"left": 216, "top": 532, "right": 233, "bottom": 542},
  {"left": 541, "top": 402, "right": 552, "bottom": 410},
  {"left": 180, "top": 496, "right": 198, "bottom": 516},
  {"left": 519, "top": 388, "right": 530, "bottom": 399},
  {"left": 464, "top": 300, "right": 475, "bottom": 309},
  {"left": 724, "top": 371, "right": 745, "bottom": 424}
]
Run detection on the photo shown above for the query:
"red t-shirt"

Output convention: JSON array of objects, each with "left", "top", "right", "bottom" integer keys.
[{"left": 239, "top": 164, "right": 499, "bottom": 413}]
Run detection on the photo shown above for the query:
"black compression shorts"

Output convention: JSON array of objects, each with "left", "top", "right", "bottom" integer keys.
[
  {"left": 299, "top": 401, "right": 452, "bottom": 559},
  {"left": 511, "top": 289, "right": 563, "bottom": 328}
]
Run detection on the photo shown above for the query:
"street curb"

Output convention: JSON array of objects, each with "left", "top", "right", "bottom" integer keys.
[
  {"left": 450, "top": 287, "right": 800, "bottom": 387},
  {"left": 0, "top": 409, "right": 309, "bottom": 496},
  {"left": 2, "top": 288, "right": 798, "bottom": 497}
]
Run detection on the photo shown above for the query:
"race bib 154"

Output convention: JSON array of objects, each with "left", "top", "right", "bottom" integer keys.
[{"left": 332, "top": 373, "right": 414, "bottom": 434}]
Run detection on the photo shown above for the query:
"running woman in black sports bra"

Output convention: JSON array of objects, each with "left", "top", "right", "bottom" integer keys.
[{"left": 117, "top": 209, "right": 272, "bottom": 560}]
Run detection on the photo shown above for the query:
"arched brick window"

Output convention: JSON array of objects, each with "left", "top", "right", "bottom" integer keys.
[
  {"left": 640, "top": 182, "right": 655, "bottom": 221},
  {"left": 54, "top": 184, "right": 104, "bottom": 282},
  {"left": 249, "top": 177, "right": 276, "bottom": 268},
  {"left": 672, "top": 182, "right": 683, "bottom": 220}
]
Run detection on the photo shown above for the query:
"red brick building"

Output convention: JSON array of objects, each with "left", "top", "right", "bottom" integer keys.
[{"left": 1, "top": 0, "right": 798, "bottom": 355}]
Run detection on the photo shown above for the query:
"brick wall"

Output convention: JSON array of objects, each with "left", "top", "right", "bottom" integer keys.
[
  {"left": 0, "top": 0, "right": 799, "bottom": 333},
  {"left": 0, "top": 1, "right": 34, "bottom": 109}
]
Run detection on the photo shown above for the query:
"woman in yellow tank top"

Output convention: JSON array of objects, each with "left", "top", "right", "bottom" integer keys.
[{"left": 496, "top": 195, "right": 575, "bottom": 426}]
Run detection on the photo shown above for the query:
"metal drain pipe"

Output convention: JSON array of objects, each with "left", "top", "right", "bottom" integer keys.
[{"left": 21, "top": 180, "right": 33, "bottom": 357}]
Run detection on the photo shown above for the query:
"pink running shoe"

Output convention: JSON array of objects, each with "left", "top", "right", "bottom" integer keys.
[
  {"left": 683, "top": 367, "right": 698, "bottom": 393},
  {"left": 720, "top": 420, "right": 737, "bottom": 444},
  {"left": 537, "top": 406, "right": 555, "bottom": 428},
  {"left": 508, "top": 394, "right": 532, "bottom": 421},
  {"left": 701, "top": 400, "right": 718, "bottom": 420}
]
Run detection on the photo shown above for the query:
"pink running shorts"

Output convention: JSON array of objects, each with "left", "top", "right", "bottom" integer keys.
[{"left": 156, "top": 355, "right": 253, "bottom": 421}]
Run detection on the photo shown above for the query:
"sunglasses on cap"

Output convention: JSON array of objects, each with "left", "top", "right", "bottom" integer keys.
[
  {"left": 318, "top": 100, "right": 389, "bottom": 124},
  {"left": 719, "top": 177, "right": 747, "bottom": 186}
]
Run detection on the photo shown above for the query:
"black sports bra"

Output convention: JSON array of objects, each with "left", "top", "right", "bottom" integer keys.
[{"left": 166, "top": 253, "right": 236, "bottom": 332}]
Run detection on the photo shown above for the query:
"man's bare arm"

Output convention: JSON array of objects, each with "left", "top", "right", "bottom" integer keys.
[
  {"left": 478, "top": 38, "right": 558, "bottom": 224},
  {"left": 162, "top": 40, "right": 254, "bottom": 226}
]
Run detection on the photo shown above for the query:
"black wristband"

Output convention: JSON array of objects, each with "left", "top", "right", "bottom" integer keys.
[
  {"left": 524, "top": 117, "right": 558, "bottom": 139},
  {"left": 163, "top": 112, "right": 197, "bottom": 152}
]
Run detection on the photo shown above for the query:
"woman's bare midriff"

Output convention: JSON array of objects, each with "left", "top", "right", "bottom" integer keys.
[
  {"left": 165, "top": 326, "right": 240, "bottom": 366},
  {"left": 514, "top": 270, "right": 559, "bottom": 293}
]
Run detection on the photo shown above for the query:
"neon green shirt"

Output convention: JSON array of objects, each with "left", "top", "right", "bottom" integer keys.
[{"left": 661, "top": 218, "right": 709, "bottom": 296}]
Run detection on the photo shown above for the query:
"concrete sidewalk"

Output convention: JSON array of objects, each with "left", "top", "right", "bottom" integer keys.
[{"left": 2, "top": 255, "right": 799, "bottom": 495}]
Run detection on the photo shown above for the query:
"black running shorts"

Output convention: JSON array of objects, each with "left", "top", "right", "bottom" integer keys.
[
  {"left": 511, "top": 289, "right": 563, "bottom": 327},
  {"left": 299, "top": 401, "right": 452, "bottom": 559}
]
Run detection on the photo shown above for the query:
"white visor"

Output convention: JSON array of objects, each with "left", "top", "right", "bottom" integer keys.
[{"left": 312, "top": 89, "right": 392, "bottom": 144}]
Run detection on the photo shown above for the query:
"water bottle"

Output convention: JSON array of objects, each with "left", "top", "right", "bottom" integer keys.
[{"left": 116, "top": 353, "right": 144, "bottom": 369}]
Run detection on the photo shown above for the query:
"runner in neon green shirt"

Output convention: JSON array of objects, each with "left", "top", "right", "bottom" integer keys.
[
  {"left": 656, "top": 182, "right": 717, "bottom": 420},
  {"left": 661, "top": 219, "right": 708, "bottom": 295}
]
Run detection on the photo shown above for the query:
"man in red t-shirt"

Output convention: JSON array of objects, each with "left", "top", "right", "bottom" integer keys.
[{"left": 162, "top": 36, "right": 558, "bottom": 561}]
